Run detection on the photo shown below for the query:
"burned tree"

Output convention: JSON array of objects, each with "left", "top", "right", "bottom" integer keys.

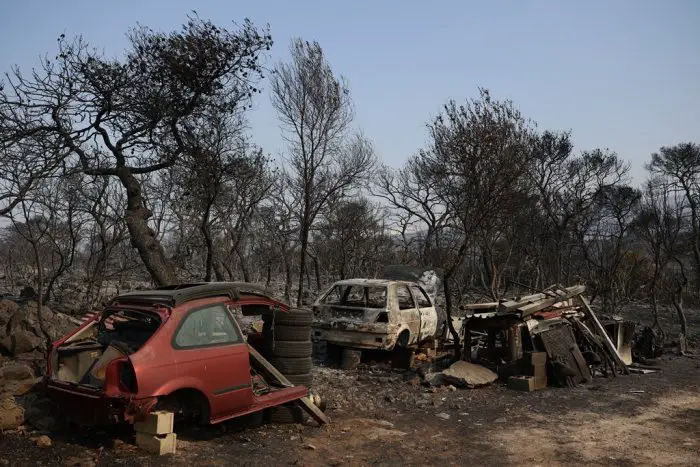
[
  {"left": 271, "top": 39, "right": 376, "bottom": 305},
  {"left": 647, "top": 143, "right": 700, "bottom": 286},
  {"left": 418, "top": 88, "right": 535, "bottom": 357},
  {"left": 0, "top": 16, "right": 272, "bottom": 285},
  {"left": 76, "top": 176, "right": 129, "bottom": 308},
  {"left": 172, "top": 105, "right": 274, "bottom": 282},
  {"left": 577, "top": 181, "right": 641, "bottom": 314},
  {"left": 636, "top": 177, "right": 686, "bottom": 339},
  {"left": 313, "top": 197, "right": 390, "bottom": 281},
  {"left": 374, "top": 156, "right": 449, "bottom": 265}
]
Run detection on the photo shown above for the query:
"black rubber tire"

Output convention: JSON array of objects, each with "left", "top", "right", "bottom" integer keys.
[
  {"left": 269, "top": 356, "right": 313, "bottom": 375},
  {"left": 312, "top": 340, "right": 328, "bottom": 361},
  {"left": 266, "top": 324, "right": 312, "bottom": 342},
  {"left": 244, "top": 410, "right": 264, "bottom": 429},
  {"left": 266, "top": 403, "right": 306, "bottom": 424},
  {"left": 284, "top": 372, "right": 313, "bottom": 388},
  {"left": 267, "top": 340, "right": 313, "bottom": 358},
  {"left": 264, "top": 308, "right": 314, "bottom": 327}
]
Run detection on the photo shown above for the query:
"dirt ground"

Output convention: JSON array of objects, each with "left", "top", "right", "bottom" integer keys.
[{"left": 1, "top": 353, "right": 699, "bottom": 467}]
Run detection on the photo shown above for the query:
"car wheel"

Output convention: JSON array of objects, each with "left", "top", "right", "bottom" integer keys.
[
  {"left": 269, "top": 356, "right": 313, "bottom": 375},
  {"left": 284, "top": 372, "right": 313, "bottom": 388},
  {"left": 267, "top": 340, "right": 313, "bottom": 358},
  {"left": 244, "top": 410, "right": 264, "bottom": 429},
  {"left": 264, "top": 308, "right": 314, "bottom": 327},
  {"left": 266, "top": 403, "right": 306, "bottom": 424},
  {"left": 266, "top": 324, "right": 312, "bottom": 342},
  {"left": 340, "top": 348, "right": 362, "bottom": 370}
]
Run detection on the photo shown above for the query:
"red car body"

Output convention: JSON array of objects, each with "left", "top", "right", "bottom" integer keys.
[{"left": 45, "top": 283, "right": 308, "bottom": 426}]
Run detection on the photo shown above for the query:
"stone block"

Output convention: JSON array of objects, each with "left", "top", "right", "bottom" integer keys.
[
  {"left": 134, "top": 411, "right": 174, "bottom": 435},
  {"left": 135, "top": 432, "right": 177, "bottom": 455}
]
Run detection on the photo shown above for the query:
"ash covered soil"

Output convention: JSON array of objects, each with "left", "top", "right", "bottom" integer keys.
[{"left": 1, "top": 355, "right": 699, "bottom": 467}]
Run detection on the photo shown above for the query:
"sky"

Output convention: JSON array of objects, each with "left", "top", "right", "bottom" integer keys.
[{"left": 1, "top": 0, "right": 699, "bottom": 183}]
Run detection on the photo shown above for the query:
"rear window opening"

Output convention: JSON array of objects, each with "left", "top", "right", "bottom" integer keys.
[
  {"left": 51, "top": 309, "right": 162, "bottom": 388},
  {"left": 322, "top": 285, "right": 388, "bottom": 309}
]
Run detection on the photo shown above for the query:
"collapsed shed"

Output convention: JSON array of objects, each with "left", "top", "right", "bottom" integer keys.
[{"left": 460, "top": 285, "right": 634, "bottom": 390}]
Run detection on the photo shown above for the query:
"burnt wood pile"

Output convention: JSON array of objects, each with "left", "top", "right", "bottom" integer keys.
[{"left": 461, "top": 284, "right": 638, "bottom": 391}]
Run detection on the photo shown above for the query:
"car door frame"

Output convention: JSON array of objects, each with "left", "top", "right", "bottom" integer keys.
[
  {"left": 170, "top": 298, "right": 253, "bottom": 421},
  {"left": 392, "top": 282, "right": 420, "bottom": 345},
  {"left": 409, "top": 284, "right": 438, "bottom": 341}
]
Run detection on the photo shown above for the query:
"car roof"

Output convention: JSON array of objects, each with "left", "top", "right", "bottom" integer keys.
[
  {"left": 330, "top": 279, "right": 416, "bottom": 287},
  {"left": 111, "top": 282, "right": 277, "bottom": 307}
]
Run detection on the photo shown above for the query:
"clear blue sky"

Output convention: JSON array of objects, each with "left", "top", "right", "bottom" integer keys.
[{"left": 1, "top": 0, "right": 698, "bottom": 182}]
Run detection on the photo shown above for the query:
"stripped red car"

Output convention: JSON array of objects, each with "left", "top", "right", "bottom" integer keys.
[{"left": 45, "top": 282, "right": 308, "bottom": 426}]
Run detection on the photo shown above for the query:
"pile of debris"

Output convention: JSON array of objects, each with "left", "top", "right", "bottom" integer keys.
[{"left": 457, "top": 284, "right": 648, "bottom": 391}]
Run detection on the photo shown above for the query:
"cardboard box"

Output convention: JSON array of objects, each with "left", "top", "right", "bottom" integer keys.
[
  {"left": 134, "top": 411, "right": 174, "bottom": 435},
  {"left": 135, "top": 432, "right": 177, "bottom": 455},
  {"left": 523, "top": 351, "right": 547, "bottom": 366},
  {"left": 508, "top": 375, "right": 548, "bottom": 392},
  {"left": 508, "top": 375, "right": 535, "bottom": 391},
  {"left": 533, "top": 375, "right": 547, "bottom": 389},
  {"left": 520, "top": 362, "right": 547, "bottom": 378}
]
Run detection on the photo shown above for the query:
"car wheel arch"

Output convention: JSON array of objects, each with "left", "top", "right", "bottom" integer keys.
[
  {"left": 156, "top": 387, "right": 211, "bottom": 424},
  {"left": 395, "top": 329, "right": 411, "bottom": 349}
]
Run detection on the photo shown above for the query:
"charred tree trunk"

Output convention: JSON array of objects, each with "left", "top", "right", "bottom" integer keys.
[
  {"left": 674, "top": 300, "right": 688, "bottom": 355},
  {"left": 116, "top": 168, "right": 176, "bottom": 286},
  {"left": 222, "top": 260, "right": 235, "bottom": 280},
  {"left": 29, "top": 239, "right": 51, "bottom": 345},
  {"left": 310, "top": 252, "right": 321, "bottom": 290},
  {"left": 201, "top": 202, "right": 215, "bottom": 282},
  {"left": 213, "top": 260, "right": 226, "bottom": 282},
  {"left": 85, "top": 251, "right": 107, "bottom": 309},
  {"left": 284, "top": 253, "right": 293, "bottom": 303},
  {"left": 305, "top": 263, "right": 312, "bottom": 291},
  {"left": 443, "top": 276, "right": 461, "bottom": 360},
  {"left": 236, "top": 246, "right": 250, "bottom": 282},
  {"left": 296, "top": 224, "right": 310, "bottom": 307}
]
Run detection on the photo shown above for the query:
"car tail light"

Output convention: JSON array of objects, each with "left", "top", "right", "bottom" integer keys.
[
  {"left": 119, "top": 360, "right": 138, "bottom": 393},
  {"left": 103, "top": 358, "right": 138, "bottom": 396},
  {"left": 376, "top": 312, "right": 389, "bottom": 323},
  {"left": 46, "top": 345, "right": 55, "bottom": 376}
]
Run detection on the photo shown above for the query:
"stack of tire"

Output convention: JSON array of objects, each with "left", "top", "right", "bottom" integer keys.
[{"left": 262, "top": 308, "right": 314, "bottom": 424}]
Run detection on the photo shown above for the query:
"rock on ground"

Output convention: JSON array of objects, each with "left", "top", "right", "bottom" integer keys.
[
  {"left": 440, "top": 361, "right": 498, "bottom": 388},
  {"left": 0, "top": 361, "right": 34, "bottom": 381},
  {"left": 0, "top": 299, "right": 76, "bottom": 357},
  {"left": 0, "top": 396, "right": 24, "bottom": 430}
]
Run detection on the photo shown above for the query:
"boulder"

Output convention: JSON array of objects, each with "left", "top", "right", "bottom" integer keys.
[
  {"left": 0, "top": 299, "right": 20, "bottom": 326},
  {"left": 0, "top": 396, "right": 24, "bottom": 430},
  {"left": 0, "top": 331, "right": 43, "bottom": 356},
  {"left": 0, "top": 361, "right": 34, "bottom": 381},
  {"left": 440, "top": 361, "right": 498, "bottom": 388},
  {"left": 0, "top": 301, "right": 76, "bottom": 356}
]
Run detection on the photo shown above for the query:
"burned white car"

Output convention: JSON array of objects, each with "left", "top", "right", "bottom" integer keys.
[{"left": 311, "top": 279, "right": 447, "bottom": 351}]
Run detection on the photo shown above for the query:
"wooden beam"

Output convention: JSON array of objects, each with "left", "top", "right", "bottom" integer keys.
[
  {"left": 461, "top": 302, "right": 500, "bottom": 310},
  {"left": 517, "top": 296, "right": 566, "bottom": 317},
  {"left": 499, "top": 285, "right": 585, "bottom": 313},
  {"left": 576, "top": 295, "right": 629, "bottom": 373},
  {"left": 247, "top": 345, "right": 330, "bottom": 426}
]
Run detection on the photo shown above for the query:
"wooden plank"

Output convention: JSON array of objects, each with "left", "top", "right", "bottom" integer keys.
[
  {"left": 247, "top": 345, "right": 330, "bottom": 426},
  {"left": 461, "top": 302, "right": 500, "bottom": 310},
  {"left": 499, "top": 285, "right": 586, "bottom": 313},
  {"left": 517, "top": 296, "right": 566, "bottom": 317},
  {"left": 576, "top": 295, "right": 628, "bottom": 372}
]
